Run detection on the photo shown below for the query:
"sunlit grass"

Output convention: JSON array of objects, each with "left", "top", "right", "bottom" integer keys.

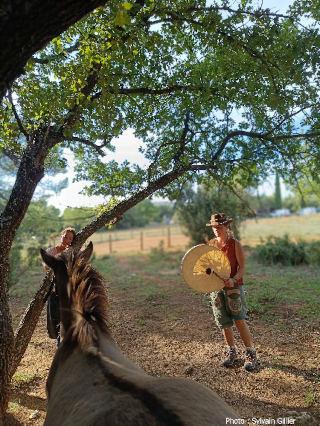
[
  {"left": 241, "top": 214, "right": 320, "bottom": 246},
  {"left": 11, "top": 371, "right": 44, "bottom": 389}
]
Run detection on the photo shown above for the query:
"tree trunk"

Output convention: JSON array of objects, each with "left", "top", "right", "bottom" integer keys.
[
  {"left": 0, "top": 131, "right": 50, "bottom": 422},
  {"left": 0, "top": 262, "right": 14, "bottom": 426},
  {"left": 11, "top": 275, "right": 52, "bottom": 375},
  {"left": 0, "top": 0, "right": 110, "bottom": 100}
]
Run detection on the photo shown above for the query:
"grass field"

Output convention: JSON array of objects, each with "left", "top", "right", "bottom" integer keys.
[{"left": 240, "top": 214, "right": 320, "bottom": 246}]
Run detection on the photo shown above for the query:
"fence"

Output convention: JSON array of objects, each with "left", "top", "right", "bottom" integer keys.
[
  {"left": 91, "top": 225, "right": 190, "bottom": 255},
  {"left": 48, "top": 225, "right": 191, "bottom": 255}
]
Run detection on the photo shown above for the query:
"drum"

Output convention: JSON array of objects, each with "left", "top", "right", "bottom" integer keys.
[{"left": 181, "top": 244, "right": 231, "bottom": 293}]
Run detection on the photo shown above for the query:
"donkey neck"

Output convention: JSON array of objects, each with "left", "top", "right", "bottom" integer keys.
[{"left": 96, "top": 329, "right": 146, "bottom": 375}]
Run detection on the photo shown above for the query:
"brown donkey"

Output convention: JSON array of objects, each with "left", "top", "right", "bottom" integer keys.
[{"left": 41, "top": 243, "right": 239, "bottom": 426}]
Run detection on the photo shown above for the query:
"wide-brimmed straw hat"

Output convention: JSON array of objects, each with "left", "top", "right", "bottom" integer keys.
[{"left": 206, "top": 213, "right": 233, "bottom": 227}]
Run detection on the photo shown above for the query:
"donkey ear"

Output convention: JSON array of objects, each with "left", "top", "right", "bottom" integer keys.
[
  {"left": 79, "top": 241, "right": 93, "bottom": 263},
  {"left": 40, "top": 249, "right": 59, "bottom": 271}
]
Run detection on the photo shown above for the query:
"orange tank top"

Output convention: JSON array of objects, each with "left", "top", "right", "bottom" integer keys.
[{"left": 208, "top": 238, "right": 243, "bottom": 286}]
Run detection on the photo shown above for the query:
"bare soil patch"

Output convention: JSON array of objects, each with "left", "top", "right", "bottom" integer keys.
[{"left": 6, "top": 252, "right": 320, "bottom": 425}]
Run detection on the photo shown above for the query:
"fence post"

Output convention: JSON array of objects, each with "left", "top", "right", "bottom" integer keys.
[
  {"left": 109, "top": 235, "right": 112, "bottom": 253},
  {"left": 167, "top": 227, "right": 171, "bottom": 248}
]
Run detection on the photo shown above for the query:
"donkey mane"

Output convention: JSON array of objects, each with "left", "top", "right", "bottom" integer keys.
[{"left": 57, "top": 249, "right": 110, "bottom": 348}]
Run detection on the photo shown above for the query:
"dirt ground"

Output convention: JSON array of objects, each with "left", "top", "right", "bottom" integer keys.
[{"left": 6, "top": 248, "right": 320, "bottom": 426}]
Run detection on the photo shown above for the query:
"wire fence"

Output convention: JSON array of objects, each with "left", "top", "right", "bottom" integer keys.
[
  {"left": 91, "top": 224, "right": 184, "bottom": 242},
  {"left": 48, "top": 225, "right": 190, "bottom": 255},
  {"left": 91, "top": 225, "right": 190, "bottom": 254}
]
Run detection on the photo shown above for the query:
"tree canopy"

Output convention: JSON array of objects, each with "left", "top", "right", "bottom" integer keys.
[
  {"left": 3, "top": 0, "right": 320, "bottom": 207},
  {"left": 2, "top": 0, "right": 320, "bottom": 421}
]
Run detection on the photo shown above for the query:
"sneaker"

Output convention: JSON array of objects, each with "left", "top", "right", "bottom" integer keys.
[
  {"left": 244, "top": 348, "right": 256, "bottom": 371},
  {"left": 222, "top": 346, "right": 238, "bottom": 367}
]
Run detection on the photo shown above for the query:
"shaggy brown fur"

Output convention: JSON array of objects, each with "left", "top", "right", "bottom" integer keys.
[{"left": 58, "top": 249, "right": 110, "bottom": 348}]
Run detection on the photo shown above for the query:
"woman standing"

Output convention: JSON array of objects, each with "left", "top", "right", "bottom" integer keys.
[
  {"left": 43, "top": 227, "right": 76, "bottom": 346},
  {"left": 207, "top": 213, "right": 256, "bottom": 371}
]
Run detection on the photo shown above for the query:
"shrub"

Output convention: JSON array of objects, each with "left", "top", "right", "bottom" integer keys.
[
  {"left": 305, "top": 240, "right": 320, "bottom": 266},
  {"left": 23, "top": 236, "right": 47, "bottom": 267},
  {"left": 176, "top": 184, "right": 246, "bottom": 246},
  {"left": 251, "top": 235, "right": 307, "bottom": 266},
  {"left": 8, "top": 243, "right": 23, "bottom": 287}
]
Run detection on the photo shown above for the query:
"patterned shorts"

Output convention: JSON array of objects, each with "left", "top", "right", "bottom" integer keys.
[{"left": 210, "top": 286, "right": 247, "bottom": 329}]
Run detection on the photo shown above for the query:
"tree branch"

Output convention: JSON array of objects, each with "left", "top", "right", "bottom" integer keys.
[
  {"left": 0, "top": 0, "right": 114, "bottom": 101},
  {"left": 68, "top": 136, "right": 106, "bottom": 156},
  {"left": 31, "top": 42, "right": 80, "bottom": 64},
  {"left": 90, "top": 84, "right": 219, "bottom": 101},
  {"left": 173, "top": 112, "right": 191, "bottom": 165},
  {"left": 8, "top": 90, "right": 28, "bottom": 138},
  {"left": 212, "top": 128, "right": 320, "bottom": 162}
]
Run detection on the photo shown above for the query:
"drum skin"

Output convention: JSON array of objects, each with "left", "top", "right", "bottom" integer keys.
[{"left": 181, "top": 244, "right": 231, "bottom": 293}]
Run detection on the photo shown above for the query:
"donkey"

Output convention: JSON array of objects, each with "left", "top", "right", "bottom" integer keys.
[{"left": 41, "top": 243, "right": 239, "bottom": 426}]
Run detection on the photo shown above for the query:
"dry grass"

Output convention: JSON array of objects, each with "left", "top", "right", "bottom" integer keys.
[{"left": 240, "top": 214, "right": 320, "bottom": 246}]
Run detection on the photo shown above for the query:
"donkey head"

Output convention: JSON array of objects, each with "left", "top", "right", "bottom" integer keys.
[{"left": 40, "top": 242, "right": 94, "bottom": 339}]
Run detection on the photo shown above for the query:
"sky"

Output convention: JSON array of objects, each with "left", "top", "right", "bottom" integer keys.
[
  {"left": 47, "top": 130, "right": 291, "bottom": 213},
  {"left": 47, "top": 129, "right": 148, "bottom": 212},
  {"left": 47, "top": 0, "right": 294, "bottom": 212}
]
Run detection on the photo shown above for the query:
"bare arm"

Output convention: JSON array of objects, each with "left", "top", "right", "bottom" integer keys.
[{"left": 234, "top": 239, "right": 246, "bottom": 280}]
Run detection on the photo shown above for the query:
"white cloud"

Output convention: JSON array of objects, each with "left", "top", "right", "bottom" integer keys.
[{"left": 106, "top": 129, "right": 147, "bottom": 166}]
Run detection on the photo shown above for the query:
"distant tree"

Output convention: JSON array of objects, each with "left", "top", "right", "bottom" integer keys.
[
  {"left": 16, "top": 199, "right": 61, "bottom": 242},
  {"left": 135, "top": 199, "right": 158, "bottom": 224},
  {"left": 247, "top": 190, "right": 275, "bottom": 212},
  {"left": 282, "top": 194, "right": 301, "bottom": 212},
  {"left": 11, "top": 200, "right": 62, "bottom": 267},
  {"left": 115, "top": 206, "right": 146, "bottom": 229},
  {"left": 114, "top": 199, "right": 170, "bottom": 229},
  {"left": 275, "top": 173, "right": 282, "bottom": 209},
  {"left": 61, "top": 207, "right": 96, "bottom": 231},
  {"left": 176, "top": 184, "right": 246, "bottom": 246},
  {"left": 154, "top": 203, "right": 174, "bottom": 223},
  {"left": 285, "top": 173, "right": 320, "bottom": 209}
]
